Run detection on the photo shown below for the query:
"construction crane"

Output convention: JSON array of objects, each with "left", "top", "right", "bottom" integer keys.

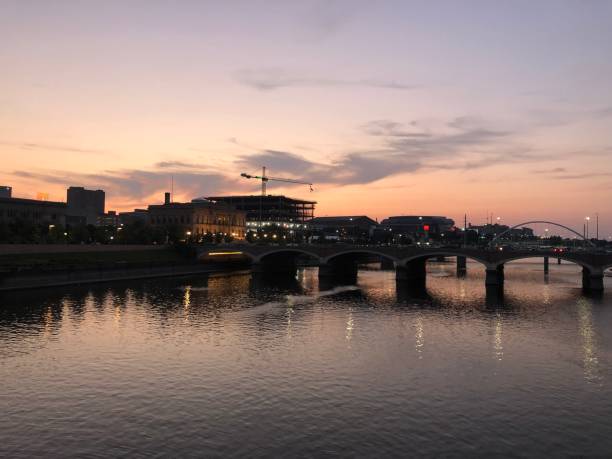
[{"left": 241, "top": 167, "right": 314, "bottom": 195}]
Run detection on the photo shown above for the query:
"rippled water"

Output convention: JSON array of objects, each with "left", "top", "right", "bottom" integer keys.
[{"left": 2, "top": 260, "right": 612, "bottom": 457}]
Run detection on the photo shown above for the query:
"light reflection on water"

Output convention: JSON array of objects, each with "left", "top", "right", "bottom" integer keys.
[{"left": 1, "top": 261, "right": 612, "bottom": 457}]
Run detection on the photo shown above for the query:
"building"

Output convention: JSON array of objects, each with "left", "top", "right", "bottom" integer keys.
[
  {"left": 469, "top": 223, "right": 534, "bottom": 240},
  {"left": 308, "top": 216, "right": 378, "bottom": 242},
  {"left": 0, "top": 186, "right": 12, "bottom": 199},
  {"left": 148, "top": 193, "right": 246, "bottom": 240},
  {"left": 118, "top": 209, "right": 148, "bottom": 226},
  {"left": 0, "top": 196, "right": 66, "bottom": 226},
  {"left": 66, "top": 186, "right": 105, "bottom": 225},
  {"left": 380, "top": 216, "right": 455, "bottom": 239},
  {"left": 97, "top": 211, "right": 119, "bottom": 227},
  {"left": 206, "top": 195, "right": 316, "bottom": 232}
]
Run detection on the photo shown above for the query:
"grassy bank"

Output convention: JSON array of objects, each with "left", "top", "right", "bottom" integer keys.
[{"left": 0, "top": 247, "right": 191, "bottom": 271}]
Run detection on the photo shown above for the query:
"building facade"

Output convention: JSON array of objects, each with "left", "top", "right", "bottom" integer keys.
[
  {"left": 118, "top": 209, "right": 149, "bottom": 226},
  {"left": 148, "top": 195, "right": 246, "bottom": 240},
  {"left": 308, "top": 216, "right": 378, "bottom": 242},
  {"left": 0, "top": 197, "right": 66, "bottom": 226},
  {"left": 0, "top": 186, "right": 12, "bottom": 199},
  {"left": 380, "top": 216, "right": 455, "bottom": 239},
  {"left": 206, "top": 195, "right": 316, "bottom": 233},
  {"left": 468, "top": 223, "right": 534, "bottom": 239},
  {"left": 67, "top": 186, "right": 105, "bottom": 225}
]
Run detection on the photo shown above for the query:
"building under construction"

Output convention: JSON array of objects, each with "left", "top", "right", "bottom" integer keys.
[{"left": 206, "top": 195, "right": 316, "bottom": 229}]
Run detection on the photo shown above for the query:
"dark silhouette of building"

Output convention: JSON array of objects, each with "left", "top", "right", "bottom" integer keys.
[
  {"left": 118, "top": 209, "right": 148, "bottom": 226},
  {"left": 148, "top": 194, "right": 246, "bottom": 239},
  {"left": 468, "top": 223, "right": 534, "bottom": 239},
  {"left": 206, "top": 195, "right": 316, "bottom": 232},
  {"left": 0, "top": 196, "right": 66, "bottom": 226},
  {"left": 0, "top": 186, "right": 12, "bottom": 199},
  {"left": 97, "top": 211, "right": 119, "bottom": 227},
  {"left": 381, "top": 216, "right": 455, "bottom": 239},
  {"left": 308, "top": 216, "right": 378, "bottom": 242},
  {"left": 67, "top": 186, "right": 105, "bottom": 225}
]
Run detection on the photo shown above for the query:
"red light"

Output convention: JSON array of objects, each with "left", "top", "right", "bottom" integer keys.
[{"left": 423, "top": 225, "right": 430, "bottom": 231}]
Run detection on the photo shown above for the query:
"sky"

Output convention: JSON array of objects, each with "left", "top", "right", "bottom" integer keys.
[{"left": 1, "top": 0, "right": 612, "bottom": 236}]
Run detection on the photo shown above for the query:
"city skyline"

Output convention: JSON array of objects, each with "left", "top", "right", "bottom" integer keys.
[{"left": 2, "top": 1, "right": 611, "bottom": 233}]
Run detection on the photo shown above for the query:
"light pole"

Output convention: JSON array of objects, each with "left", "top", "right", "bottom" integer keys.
[
  {"left": 596, "top": 213, "right": 599, "bottom": 240},
  {"left": 585, "top": 216, "right": 590, "bottom": 240}
]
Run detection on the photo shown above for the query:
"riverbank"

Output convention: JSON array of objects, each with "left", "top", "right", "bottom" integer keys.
[{"left": 0, "top": 244, "right": 246, "bottom": 291}]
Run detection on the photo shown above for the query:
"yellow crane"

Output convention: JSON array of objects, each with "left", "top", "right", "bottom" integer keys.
[{"left": 241, "top": 167, "right": 314, "bottom": 195}]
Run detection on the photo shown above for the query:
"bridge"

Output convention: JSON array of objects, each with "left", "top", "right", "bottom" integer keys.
[{"left": 197, "top": 244, "right": 612, "bottom": 293}]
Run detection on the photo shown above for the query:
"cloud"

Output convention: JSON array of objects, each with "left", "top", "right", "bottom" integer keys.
[
  {"left": 528, "top": 105, "right": 612, "bottom": 128},
  {"left": 155, "top": 161, "right": 206, "bottom": 170},
  {"left": 235, "top": 68, "right": 418, "bottom": 91},
  {"left": 0, "top": 141, "right": 108, "bottom": 155},
  {"left": 13, "top": 165, "right": 243, "bottom": 203},
  {"left": 237, "top": 117, "right": 581, "bottom": 186},
  {"left": 532, "top": 167, "right": 567, "bottom": 174},
  {"left": 551, "top": 172, "right": 612, "bottom": 180},
  {"left": 296, "top": 0, "right": 355, "bottom": 40}
]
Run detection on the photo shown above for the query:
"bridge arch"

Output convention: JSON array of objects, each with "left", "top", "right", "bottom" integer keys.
[
  {"left": 399, "top": 251, "right": 490, "bottom": 268},
  {"left": 322, "top": 249, "right": 399, "bottom": 265},
  {"left": 493, "top": 254, "right": 600, "bottom": 277},
  {"left": 254, "top": 248, "right": 322, "bottom": 264},
  {"left": 488, "top": 220, "right": 595, "bottom": 247}
]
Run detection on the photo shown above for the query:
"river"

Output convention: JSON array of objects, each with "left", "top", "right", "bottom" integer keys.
[{"left": 1, "top": 260, "right": 611, "bottom": 457}]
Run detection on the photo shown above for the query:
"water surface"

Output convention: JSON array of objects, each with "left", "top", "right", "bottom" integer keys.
[{"left": 1, "top": 260, "right": 612, "bottom": 457}]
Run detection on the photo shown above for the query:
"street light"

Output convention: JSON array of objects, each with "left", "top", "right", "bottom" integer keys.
[{"left": 585, "top": 216, "right": 590, "bottom": 239}]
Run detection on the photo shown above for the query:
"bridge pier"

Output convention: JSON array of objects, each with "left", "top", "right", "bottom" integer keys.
[
  {"left": 582, "top": 267, "right": 604, "bottom": 292},
  {"left": 456, "top": 256, "right": 467, "bottom": 277},
  {"left": 251, "top": 261, "right": 298, "bottom": 281},
  {"left": 485, "top": 265, "right": 504, "bottom": 297},
  {"left": 318, "top": 261, "right": 358, "bottom": 285},
  {"left": 544, "top": 256, "right": 549, "bottom": 274},
  {"left": 396, "top": 258, "right": 426, "bottom": 289},
  {"left": 381, "top": 258, "right": 395, "bottom": 270},
  {"left": 485, "top": 265, "right": 504, "bottom": 287}
]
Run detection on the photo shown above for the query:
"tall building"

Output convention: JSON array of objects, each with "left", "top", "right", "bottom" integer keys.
[
  {"left": 148, "top": 194, "right": 246, "bottom": 239},
  {"left": 66, "top": 187, "right": 105, "bottom": 225},
  {"left": 206, "top": 195, "right": 316, "bottom": 231},
  {"left": 0, "top": 186, "right": 12, "bottom": 198}
]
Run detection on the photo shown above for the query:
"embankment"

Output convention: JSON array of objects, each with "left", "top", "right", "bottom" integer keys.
[{"left": 0, "top": 244, "right": 243, "bottom": 291}]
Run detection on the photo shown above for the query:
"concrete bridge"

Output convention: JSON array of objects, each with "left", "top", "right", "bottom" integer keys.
[{"left": 197, "top": 244, "right": 612, "bottom": 292}]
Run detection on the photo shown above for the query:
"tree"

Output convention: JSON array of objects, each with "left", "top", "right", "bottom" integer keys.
[{"left": 245, "top": 230, "right": 257, "bottom": 243}]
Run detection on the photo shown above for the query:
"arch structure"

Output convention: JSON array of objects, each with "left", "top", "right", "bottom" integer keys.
[
  {"left": 488, "top": 220, "right": 595, "bottom": 248},
  {"left": 321, "top": 249, "right": 399, "bottom": 265},
  {"left": 252, "top": 248, "right": 322, "bottom": 264},
  {"left": 494, "top": 253, "right": 599, "bottom": 273},
  {"left": 397, "top": 251, "right": 490, "bottom": 269}
]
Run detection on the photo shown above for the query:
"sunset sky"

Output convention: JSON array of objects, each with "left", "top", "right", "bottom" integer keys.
[{"left": 2, "top": 1, "right": 611, "bottom": 235}]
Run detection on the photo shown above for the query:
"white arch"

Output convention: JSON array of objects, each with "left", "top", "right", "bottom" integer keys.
[{"left": 488, "top": 220, "right": 595, "bottom": 247}]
